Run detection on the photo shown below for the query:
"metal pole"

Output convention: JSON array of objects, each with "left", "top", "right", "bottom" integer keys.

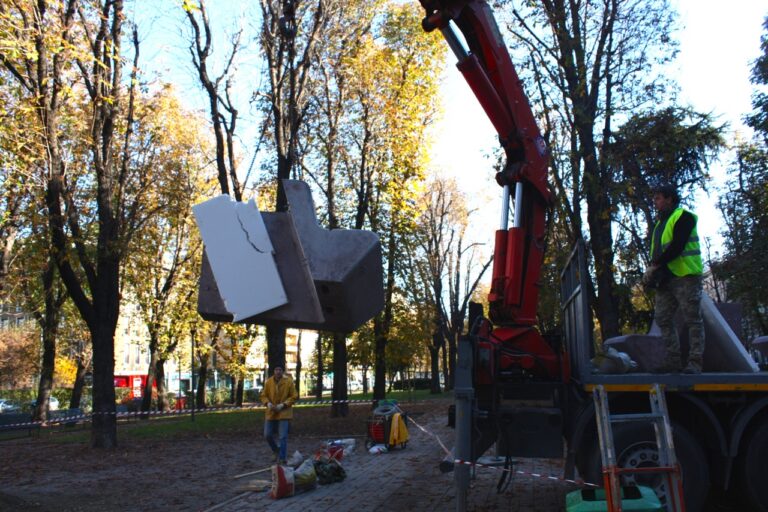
[
  {"left": 191, "top": 329, "right": 196, "bottom": 422},
  {"left": 455, "top": 336, "right": 474, "bottom": 512},
  {"left": 513, "top": 182, "right": 524, "bottom": 228},
  {"left": 440, "top": 21, "right": 469, "bottom": 62},
  {"left": 500, "top": 185, "right": 510, "bottom": 229},
  {"left": 178, "top": 353, "right": 181, "bottom": 412}
]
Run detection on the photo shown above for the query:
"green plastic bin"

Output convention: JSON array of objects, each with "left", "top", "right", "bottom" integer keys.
[{"left": 565, "top": 486, "right": 662, "bottom": 512}]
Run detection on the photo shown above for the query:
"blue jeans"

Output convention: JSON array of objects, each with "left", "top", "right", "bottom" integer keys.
[{"left": 264, "top": 419, "right": 290, "bottom": 460}]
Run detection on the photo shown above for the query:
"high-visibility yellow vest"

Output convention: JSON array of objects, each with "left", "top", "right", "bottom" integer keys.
[{"left": 650, "top": 207, "right": 703, "bottom": 277}]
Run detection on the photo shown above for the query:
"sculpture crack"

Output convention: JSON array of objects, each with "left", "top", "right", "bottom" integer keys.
[{"left": 235, "top": 210, "right": 267, "bottom": 254}]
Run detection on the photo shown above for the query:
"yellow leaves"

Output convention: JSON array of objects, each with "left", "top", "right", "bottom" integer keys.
[
  {"left": 181, "top": 0, "right": 201, "bottom": 13},
  {"left": 54, "top": 355, "right": 79, "bottom": 387}
]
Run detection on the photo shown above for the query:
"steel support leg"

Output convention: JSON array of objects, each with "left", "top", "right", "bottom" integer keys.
[{"left": 455, "top": 336, "right": 474, "bottom": 512}]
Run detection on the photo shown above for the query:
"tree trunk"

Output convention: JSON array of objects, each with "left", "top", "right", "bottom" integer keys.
[
  {"left": 34, "top": 334, "right": 55, "bottom": 422},
  {"left": 440, "top": 338, "right": 448, "bottom": 390},
  {"left": 33, "top": 263, "right": 60, "bottom": 422},
  {"left": 70, "top": 355, "right": 88, "bottom": 409},
  {"left": 429, "top": 333, "right": 441, "bottom": 394},
  {"left": 140, "top": 336, "right": 159, "bottom": 417},
  {"left": 315, "top": 332, "right": 323, "bottom": 400},
  {"left": 90, "top": 318, "right": 118, "bottom": 449},
  {"left": 236, "top": 377, "right": 244, "bottom": 406},
  {"left": 331, "top": 333, "right": 348, "bottom": 417},
  {"left": 583, "top": 156, "right": 621, "bottom": 340},
  {"left": 267, "top": 325, "right": 286, "bottom": 375},
  {"left": 373, "top": 223, "right": 397, "bottom": 400},
  {"left": 230, "top": 375, "right": 238, "bottom": 404},
  {"left": 362, "top": 365, "right": 369, "bottom": 395},
  {"left": 446, "top": 332, "right": 457, "bottom": 392},
  {"left": 373, "top": 317, "right": 387, "bottom": 400},
  {"left": 295, "top": 331, "right": 302, "bottom": 397},
  {"left": 196, "top": 353, "right": 209, "bottom": 409},
  {"left": 156, "top": 360, "right": 167, "bottom": 411}
]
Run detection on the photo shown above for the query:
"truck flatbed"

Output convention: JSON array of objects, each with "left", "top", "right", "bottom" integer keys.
[{"left": 581, "top": 371, "right": 768, "bottom": 392}]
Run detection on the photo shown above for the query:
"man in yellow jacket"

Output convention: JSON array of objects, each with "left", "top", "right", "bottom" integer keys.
[{"left": 259, "top": 366, "right": 298, "bottom": 464}]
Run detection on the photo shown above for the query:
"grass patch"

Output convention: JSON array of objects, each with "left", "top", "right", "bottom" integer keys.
[
  {"left": 3, "top": 391, "right": 451, "bottom": 446},
  {"left": 299, "top": 389, "right": 450, "bottom": 403},
  {"left": 120, "top": 408, "right": 263, "bottom": 440}
]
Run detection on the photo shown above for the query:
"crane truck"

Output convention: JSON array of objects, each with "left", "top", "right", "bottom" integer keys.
[
  {"left": 417, "top": 1, "right": 768, "bottom": 511},
  {"left": 195, "top": 1, "right": 768, "bottom": 510}
]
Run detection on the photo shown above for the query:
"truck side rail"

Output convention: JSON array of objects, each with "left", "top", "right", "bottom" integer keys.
[
  {"left": 559, "top": 240, "right": 768, "bottom": 389},
  {"left": 560, "top": 239, "right": 594, "bottom": 384}
]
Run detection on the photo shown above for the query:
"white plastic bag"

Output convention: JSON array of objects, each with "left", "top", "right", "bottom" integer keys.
[
  {"left": 293, "top": 458, "right": 317, "bottom": 494},
  {"left": 368, "top": 444, "right": 388, "bottom": 454},
  {"left": 591, "top": 347, "right": 638, "bottom": 374},
  {"left": 330, "top": 438, "right": 356, "bottom": 454},
  {"left": 286, "top": 450, "right": 304, "bottom": 467}
]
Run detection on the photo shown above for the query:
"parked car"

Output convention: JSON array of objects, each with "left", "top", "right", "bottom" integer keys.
[
  {"left": 29, "top": 396, "right": 60, "bottom": 411},
  {"left": 0, "top": 398, "right": 21, "bottom": 413}
]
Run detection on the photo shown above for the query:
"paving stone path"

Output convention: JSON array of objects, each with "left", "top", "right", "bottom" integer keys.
[{"left": 219, "top": 409, "right": 581, "bottom": 512}]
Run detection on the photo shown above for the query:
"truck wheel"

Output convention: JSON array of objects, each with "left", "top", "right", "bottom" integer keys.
[
  {"left": 585, "top": 422, "right": 709, "bottom": 511},
  {"left": 735, "top": 421, "right": 768, "bottom": 511}
]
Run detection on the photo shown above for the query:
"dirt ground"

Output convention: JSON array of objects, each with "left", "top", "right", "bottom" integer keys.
[
  {"left": 0, "top": 399, "right": 745, "bottom": 512},
  {"left": 0, "top": 401, "right": 447, "bottom": 512}
]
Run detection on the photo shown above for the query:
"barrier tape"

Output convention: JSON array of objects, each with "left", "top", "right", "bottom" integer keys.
[
  {"left": 5, "top": 398, "right": 602, "bottom": 490},
  {"left": 407, "top": 413, "right": 600, "bottom": 489},
  {"left": 0, "top": 397, "right": 429, "bottom": 430}
]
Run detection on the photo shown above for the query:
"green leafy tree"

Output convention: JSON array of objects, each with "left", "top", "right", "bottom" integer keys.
[
  {"left": 339, "top": 3, "right": 442, "bottom": 400},
  {"left": 410, "top": 177, "right": 490, "bottom": 390},
  {"left": 747, "top": 17, "right": 768, "bottom": 138},
  {"left": 605, "top": 107, "right": 724, "bottom": 333},
  {"left": 0, "top": 0, "right": 195, "bottom": 448},
  {"left": 218, "top": 324, "right": 260, "bottom": 406},
  {"left": 256, "top": 0, "right": 334, "bottom": 375},
  {"left": 122, "top": 88, "right": 209, "bottom": 414},
  {"left": 715, "top": 145, "right": 768, "bottom": 339},
  {"left": 714, "top": 16, "right": 768, "bottom": 342},
  {"left": 501, "top": 0, "right": 680, "bottom": 339}
]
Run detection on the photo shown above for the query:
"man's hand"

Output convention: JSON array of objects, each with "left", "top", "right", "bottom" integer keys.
[
  {"left": 642, "top": 265, "right": 659, "bottom": 289},
  {"left": 275, "top": 403, "right": 285, "bottom": 412},
  {"left": 267, "top": 402, "right": 274, "bottom": 410}
]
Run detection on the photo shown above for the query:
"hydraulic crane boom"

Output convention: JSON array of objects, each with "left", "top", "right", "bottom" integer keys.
[
  {"left": 419, "top": 0, "right": 551, "bottom": 325},
  {"left": 419, "top": 0, "right": 560, "bottom": 379}
]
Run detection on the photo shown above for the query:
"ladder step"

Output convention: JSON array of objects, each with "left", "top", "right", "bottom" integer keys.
[
  {"left": 594, "top": 384, "right": 686, "bottom": 511},
  {"left": 611, "top": 465, "right": 679, "bottom": 475},
  {"left": 609, "top": 413, "right": 664, "bottom": 423}
]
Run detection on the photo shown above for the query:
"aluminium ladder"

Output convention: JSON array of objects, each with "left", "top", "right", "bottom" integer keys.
[{"left": 593, "top": 383, "right": 686, "bottom": 512}]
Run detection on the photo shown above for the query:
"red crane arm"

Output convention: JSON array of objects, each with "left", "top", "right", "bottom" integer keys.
[
  {"left": 419, "top": 0, "right": 551, "bottom": 202},
  {"left": 419, "top": 0, "right": 553, "bottom": 331}
]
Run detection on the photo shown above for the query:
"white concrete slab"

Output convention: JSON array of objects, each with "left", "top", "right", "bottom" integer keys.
[
  {"left": 700, "top": 295, "right": 759, "bottom": 372},
  {"left": 192, "top": 195, "right": 287, "bottom": 321}
]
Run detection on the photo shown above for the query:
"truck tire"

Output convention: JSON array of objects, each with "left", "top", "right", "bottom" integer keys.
[
  {"left": 584, "top": 422, "right": 709, "bottom": 511},
  {"left": 735, "top": 421, "right": 768, "bottom": 511}
]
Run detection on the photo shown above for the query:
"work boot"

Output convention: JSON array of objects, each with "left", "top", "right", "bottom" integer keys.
[
  {"left": 272, "top": 451, "right": 280, "bottom": 464},
  {"left": 279, "top": 459, "right": 287, "bottom": 466}
]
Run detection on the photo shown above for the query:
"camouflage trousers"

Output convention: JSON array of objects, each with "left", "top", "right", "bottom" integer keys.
[{"left": 655, "top": 275, "right": 704, "bottom": 368}]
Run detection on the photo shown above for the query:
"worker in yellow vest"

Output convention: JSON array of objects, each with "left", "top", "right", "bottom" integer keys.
[{"left": 645, "top": 184, "right": 704, "bottom": 374}]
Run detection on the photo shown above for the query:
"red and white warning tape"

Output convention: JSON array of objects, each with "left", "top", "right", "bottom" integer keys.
[
  {"left": 407, "top": 414, "right": 600, "bottom": 489},
  {"left": 0, "top": 397, "right": 406, "bottom": 430},
  {"left": 6, "top": 398, "right": 600, "bottom": 490}
]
